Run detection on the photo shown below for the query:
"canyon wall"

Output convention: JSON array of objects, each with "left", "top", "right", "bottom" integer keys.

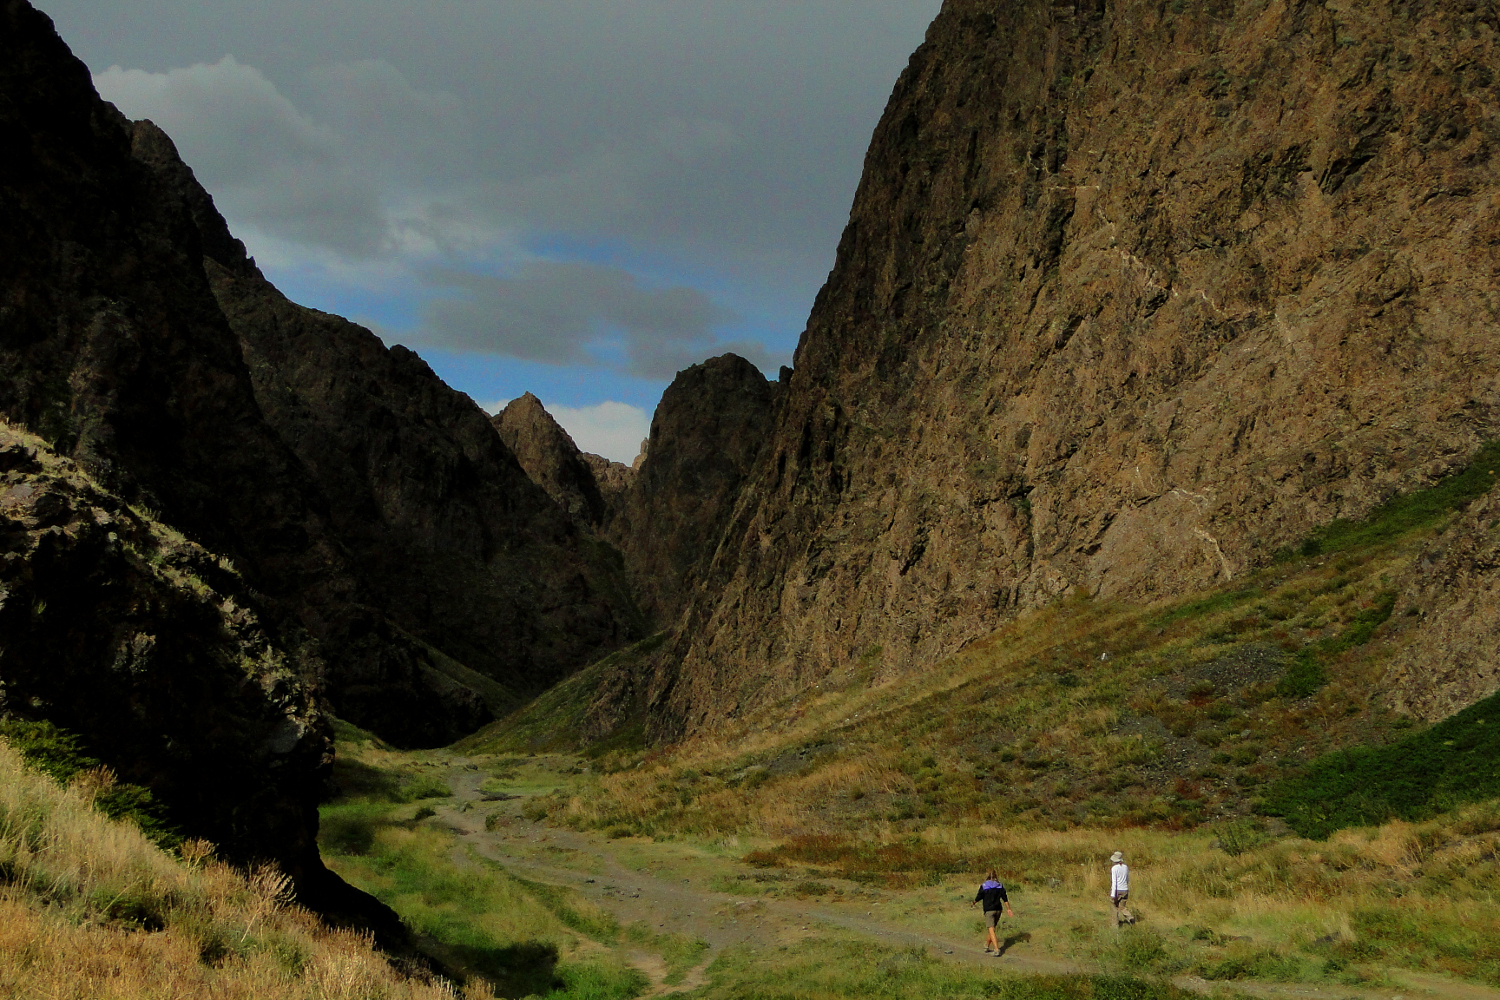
[
  {"left": 498, "top": 357, "right": 781, "bottom": 630},
  {"left": 647, "top": 0, "right": 1500, "bottom": 736}
]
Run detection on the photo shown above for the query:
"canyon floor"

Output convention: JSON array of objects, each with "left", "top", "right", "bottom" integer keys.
[{"left": 321, "top": 746, "right": 1500, "bottom": 1000}]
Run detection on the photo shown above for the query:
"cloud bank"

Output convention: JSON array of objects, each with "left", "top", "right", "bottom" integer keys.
[{"left": 69, "top": 0, "right": 941, "bottom": 405}]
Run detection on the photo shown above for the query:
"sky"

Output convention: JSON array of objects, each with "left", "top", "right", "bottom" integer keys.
[{"left": 37, "top": 0, "right": 943, "bottom": 461}]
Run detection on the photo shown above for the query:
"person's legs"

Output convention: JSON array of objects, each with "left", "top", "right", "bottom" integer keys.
[{"left": 986, "top": 910, "right": 1001, "bottom": 950}]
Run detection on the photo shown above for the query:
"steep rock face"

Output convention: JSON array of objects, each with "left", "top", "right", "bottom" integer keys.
[
  {"left": 653, "top": 0, "right": 1500, "bottom": 735},
  {"left": 584, "top": 452, "right": 638, "bottom": 507},
  {"left": 200, "top": 252, "right": 645, "bottom": 736},
  {"left": 124, "top": 107, "right": 646, "bottom": 747},
  {"left": 1, "top": 0, "right": 487, "bottom": 752},
  {"left": 604, "top": 355, "right": 780, "bottom": 627},
  {"left": 0, "top": 0, "right": 352, "bottom": 885},
  {"left": 494, "top": 393, "right": 611, "bottom": 525}
]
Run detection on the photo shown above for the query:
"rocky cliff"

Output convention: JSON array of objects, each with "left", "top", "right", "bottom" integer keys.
[
  {"left": 0, "top": 421, "right": 330, "bottom": 891},
  {"left": 603, "top": 355, "right": 782, "bottom": 626},
  {"left": 1387, "top": 474, "right": 1500, "bottom": 722},
  {"left": 495, "top": 393, "right": 613, "bottom": 526},
  {"left": 1, "top": 0, "right": 347, "bottom": 888},
  {"left": 645, "top": 0, "right": 1500, "bottom": 736}
]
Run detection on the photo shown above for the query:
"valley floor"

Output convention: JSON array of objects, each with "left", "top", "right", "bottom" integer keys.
[{"left": 322, "top": 746, "right": 1500, "bottom": 1000}]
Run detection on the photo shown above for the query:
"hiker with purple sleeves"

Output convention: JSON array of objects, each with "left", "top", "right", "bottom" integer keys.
[{"left": 970, "top": 868, "right": 1015, "bottom": 955}]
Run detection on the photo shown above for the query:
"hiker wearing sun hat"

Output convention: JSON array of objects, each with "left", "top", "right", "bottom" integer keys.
[{"left": 1109, "top": 851, "right": 1133, "bottom": 926}]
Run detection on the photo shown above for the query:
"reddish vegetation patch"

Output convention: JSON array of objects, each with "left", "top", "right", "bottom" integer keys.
[{"left": 744, "top": 834, "right": 972, "bottom": 888}]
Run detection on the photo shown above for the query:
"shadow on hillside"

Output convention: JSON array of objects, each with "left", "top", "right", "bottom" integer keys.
[
  {"left": 420, "top": 936, "right": 560, "bottom": 999},
  {"left": 997, "top": 931, "right": 1032, "bottom": 957}
]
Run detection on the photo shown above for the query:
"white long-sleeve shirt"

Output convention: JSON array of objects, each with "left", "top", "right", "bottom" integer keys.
[{"left": 1110, "top": 863, "right": 1129, "bottom": 897}]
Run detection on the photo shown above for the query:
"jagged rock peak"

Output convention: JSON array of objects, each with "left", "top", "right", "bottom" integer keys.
[
  {"left": 493, "top": 393, "right": 611, "bottom": 525},
  {"left": 603, "top": 353, "right": 781, "bottom": 628}
]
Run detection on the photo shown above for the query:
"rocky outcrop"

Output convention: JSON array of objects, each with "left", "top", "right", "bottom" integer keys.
[
  {"left": 0, "top": 422, "right": 328, "bottom": 882},
  {"left": 494, "top": 394, "right": 611, "bottom": 525},
  {"left": 645, "top": 0, "right": 1500, "bottom": 737},
  {"left": 603, "top": 355, "right": 781, "bottom": 626},
  {"left": 583, "top": 452, "right": 637, "bottom": 506},
  {"left": 494, "top": 361, "right": 779, "bottom": 630}
]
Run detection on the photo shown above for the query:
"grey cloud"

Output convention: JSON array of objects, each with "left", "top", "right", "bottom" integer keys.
[
  {"left": 420, "top": 261, "right": 769, "bottom": 380},
  {"left": 73, "top": 1, "right": 941, "bottom": 261},
  {"left": 96, "top": 57, "right": 389, "bottom": 254},
  {"left": 61, "top": 0, "right": 934, "bottom": 376}
]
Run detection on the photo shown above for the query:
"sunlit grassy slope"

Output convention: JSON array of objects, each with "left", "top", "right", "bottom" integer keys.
[{"left": 0, "top": 735, "right": 481, "bottom": 1000}]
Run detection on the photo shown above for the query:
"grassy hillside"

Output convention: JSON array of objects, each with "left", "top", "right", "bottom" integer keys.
[
  {"left": 455, "top": 635, "right": 666, "bottom": 758},
  {"left": 1264, "top": 687, "right": 1500, "bottom": 838},
  {"left": 0, "top": 734, "right": 481, "bottom": 999}
]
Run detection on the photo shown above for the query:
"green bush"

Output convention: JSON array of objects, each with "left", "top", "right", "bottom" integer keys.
[
  {"left": 1262, "top": 686, "right": 1500, "bottom": 837},
  {"left": 0, "top": 720, "right": 180, "bottom": 851}
]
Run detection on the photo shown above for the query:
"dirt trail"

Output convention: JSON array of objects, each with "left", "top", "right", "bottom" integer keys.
[{"left": 429, "top": 757, "right": 1500, "bottom": 1000}]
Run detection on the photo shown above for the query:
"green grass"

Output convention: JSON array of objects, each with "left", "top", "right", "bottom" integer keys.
[
  {"left": 1262, "top": 686, "right": 1500, "bottom": 838},
  {"left": 0, "top": 719, "right": 181, "bottom": 851},
  {"left": 456, "top": 634, "right": 666, "bottom": 757},
  {"left": 1297, "top": 440, "right": 1500, "bottom": 557},
  {"left": 622, "top": 922, "right": 709, "bottom": 985},
  {"left": 325, "top": 748, "right": 451, "bottom": 804},
  {"left": 1275, "top": 590, "right": 1397, "bottom": 699},
  {"left": 321, "top": 738, "right": 653, "bottom": 997},
  {"left": 689, "top": 937, "right": 1210, "bottom": 1000}
]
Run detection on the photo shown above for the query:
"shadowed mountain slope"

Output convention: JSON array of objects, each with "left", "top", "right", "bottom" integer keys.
[
  {"left": 0, "top": 0, "right": 642, "bottom": 931},
  {"left": 496, "top": 357, "right": 781, "bottom": 631},
  {"left": 494, "top": 393, "right": 612, "bottom": 527}
]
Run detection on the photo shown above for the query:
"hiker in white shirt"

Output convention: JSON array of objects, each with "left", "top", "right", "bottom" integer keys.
[{"left": 1109, "top": 851, "right": 1133, "bottom": 926}]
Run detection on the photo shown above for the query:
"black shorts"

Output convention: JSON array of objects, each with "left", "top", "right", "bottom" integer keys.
[{"left": 986, "top": 909, "right": 1004, "bottom": 927}]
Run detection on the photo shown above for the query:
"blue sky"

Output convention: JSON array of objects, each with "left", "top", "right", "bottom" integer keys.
[{"left": 38, "top": 0, "right": 942, "bottom": 460}]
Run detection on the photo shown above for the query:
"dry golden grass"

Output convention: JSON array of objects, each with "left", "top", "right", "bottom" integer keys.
[{"left": 0, "top": 737, "right": 488, "bottom": 999}]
